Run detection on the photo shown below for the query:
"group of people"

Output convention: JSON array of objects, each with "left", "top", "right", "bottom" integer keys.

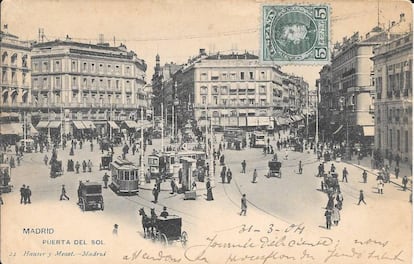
[{"left": 19, "top": 184, "right": 32, "bottom": 204}]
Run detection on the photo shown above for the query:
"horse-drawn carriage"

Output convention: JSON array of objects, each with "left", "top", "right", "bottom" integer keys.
[
  {"left": 323, "top": 172, "right": 339, "bottom": 193},
  {"left": 77, "top": 181, "right": 104, "bottom": 211},
  {"left": 139, "top": 208, "right": 188, "bottom": 246},
  {"left": 267, "top": 160, "right": 282, "bottom": 178},
  {"left": 50, "top": 160, "right": 63, "bottom": 178}
]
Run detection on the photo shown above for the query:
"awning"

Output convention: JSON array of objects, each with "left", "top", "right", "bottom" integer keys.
[
  {"left": 82, "top": 120, "right": 96, "bottom": 129},
  {"left": 36, "top": 121, "right": 49, "bottom": 128},
  {"left": 29, "top": 125, "right": 39, "bottom": 136},
  {"left": 0, "top": 112, "right": 20, "bottom": 118},
  {"left": 332, "top": 125, "right": 344, "bottom": 135},
  {"left": 48, "top": 121, "right": 61, "bottom": 128},
  {"left": 123, "top": 120, "right": 139, "bottom": 129},
  {"left": 363, "top": 126, "right": 375, "bottom": 137},
  {"left": 0, "top": 123, "right": 22, "bottom": 136},
  {"left": 108, "top": 121, "right": 120, "bottom": 130},
  {"left": 73, "top": 121, "right": 87, "bottom": 130}
]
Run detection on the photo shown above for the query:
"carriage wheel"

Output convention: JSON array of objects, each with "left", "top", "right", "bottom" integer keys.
[
  {"left": 158, "top": 233, "right": 168, "bottom": 245},
  {"left": 100, "top": 201, "right": 104, "bottom": 211},
  {"left": 180, "top": 231, "right": 188, "bottom": 247},
  {"left": 79, "top": 198, "right": 86, "bottom": 211}
]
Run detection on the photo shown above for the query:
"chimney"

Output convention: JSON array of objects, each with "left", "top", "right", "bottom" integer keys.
[
  {"left": 391, "top": 21, "right": 396, "bottom": 27},
  {"left": 199, "top": 48, "right": 206, "bottom": 55},
  {"left": 400, "top": 13, "right": 405, "bottom": 22}
]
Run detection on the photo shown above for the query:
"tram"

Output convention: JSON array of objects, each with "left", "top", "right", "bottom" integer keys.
[{"left": 109, "top": 158, "right": 139, "bottom": 195}]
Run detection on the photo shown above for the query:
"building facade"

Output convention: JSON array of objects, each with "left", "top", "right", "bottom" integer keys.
[
  {"left": 171, "top": 50, "right": 307, "bottom": 130},
  {"left": 30, "top": 39, "right": 147, "bottom": 135},
  {"left": 372, "top": 32, "right": 412, "bottom": 163}
]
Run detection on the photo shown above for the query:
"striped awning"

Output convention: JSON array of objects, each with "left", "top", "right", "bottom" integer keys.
[
  {"left": 73, "top": 121, "right": 87, "bottom": 130},
  {"left": 82, "top": 120, "right": 96, "bottom": 129},
  {"left": 48, "top": 121, "right": 61, "bottom": 128},
  {"left": 123, "top": 120, "right": 139, "bottom": 129},
  {"left": 36, "top": 121, "right": 49, "bottom": 128},
  {"left": 333, "top": 125, "right": 344, "bottom": 135},
  {"left": 0, "top": 123, "right": 22, "bottom": 135},
  {"left": 108, "top": 121, "right": 120, "bottom": 129}
]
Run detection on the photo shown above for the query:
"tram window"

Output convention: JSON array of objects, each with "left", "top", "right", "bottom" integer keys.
[
  {"left": 119, "top": 173, "right": 123, "bottom": 180},
  {"left": 171, "top": 157, "right": 175, "bottom": 164},
  {"left": 125, "top": 171, "right": 130, "bottom": 180}
]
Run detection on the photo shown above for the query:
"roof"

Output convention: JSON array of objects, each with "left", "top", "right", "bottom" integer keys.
[
  {"left": 80, "top": 182, "right": 101, "bottom": 187},
  {"left": 205, "top": 52, "right": 259, "bottom": 60}
]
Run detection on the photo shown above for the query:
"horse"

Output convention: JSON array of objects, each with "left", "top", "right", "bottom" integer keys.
[{"left": 139, "top": 208, "right": 153, "bottom": 238}]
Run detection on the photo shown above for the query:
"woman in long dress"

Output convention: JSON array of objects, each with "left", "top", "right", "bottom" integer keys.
[{"left": 206, "top": 180, "right": 214, "bottom": 201}]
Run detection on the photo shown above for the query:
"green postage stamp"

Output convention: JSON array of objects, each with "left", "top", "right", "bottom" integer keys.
[{"left": 261, "top": 4, "right": 330, "bottom": 64}]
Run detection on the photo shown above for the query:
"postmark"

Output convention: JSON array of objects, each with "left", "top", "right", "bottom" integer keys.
[{"left": 261, "top": 4, "right": 330, "bottom": 64}]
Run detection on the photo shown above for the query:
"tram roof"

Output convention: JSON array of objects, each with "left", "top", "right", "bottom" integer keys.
[{"left": 111, "top": 158, "right": 139, "bottom": 170}]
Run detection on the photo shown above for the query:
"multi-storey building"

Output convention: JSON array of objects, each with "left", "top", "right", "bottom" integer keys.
[
  {"left": 372, "top": 32, "right": 412, "bottom": 163},
  {"left": 171, "top": 50, "right": 307, "bottom": 130},
  {"left": 30, "top": 38, "right": 147, "bottom": 135},
  {"left": 0, "top": 30, "right": 33, "bottom": 137}
]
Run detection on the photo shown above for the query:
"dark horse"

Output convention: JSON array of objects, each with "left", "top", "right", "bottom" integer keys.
[
  {"left": 139, "top": 208, "right": 154, "bottom": 238},
  {"left": 139, "top": 208, "right": 157, "bottom": 238}
]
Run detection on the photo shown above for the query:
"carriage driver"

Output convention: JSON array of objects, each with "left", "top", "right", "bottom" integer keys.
[{"left": 160, "top": 206, "right": 169, "bottom": 218}]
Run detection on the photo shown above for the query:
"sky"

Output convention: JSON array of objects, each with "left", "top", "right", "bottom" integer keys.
[{"left": 1, "top": 0, "right": 412, "bottom": 89}]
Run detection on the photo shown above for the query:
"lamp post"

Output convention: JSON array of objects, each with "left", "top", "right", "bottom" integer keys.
[{"left": 139, "top": 106, "right": 145, "bottom": 184}]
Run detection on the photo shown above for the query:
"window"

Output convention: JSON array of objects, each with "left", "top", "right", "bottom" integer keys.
[
  {"left": 213, "top": 96, "right": 218, "bottom": 104},
  {"left": 83, "top": 62, "right": 87, "bottom": 71},
  {"left": 200, "top": 86, "right": 208, "bottom": 94},
  {"left": 397, "top": 130, "right": 400, "bottom": 151},
  {"left": 259, "top": 85, "right": 266, "bottom": 94},
  {"left": 201, "top": 96, "right": 206, "bottom": 104},
  {"left": 212, "top": 86, "right": 219, "bottom": 94},
  {"left": 240, "top": 72, "right": 245, "bottom": 80},
  {"left": 91, "top": 63, "right": 95, "bottom": 72},
  {"left": 72, "top": 77, "right": 77, "bottom": 88},
  {"left": 55, "top": 60, "right": 60, "bottom": 72},
  {"left": 220, "top": 86, "right": 228, "bottom": 94},
  {"left": 200, "top": 73, "right": 208, "bottom": 81},
  {"left": 249, "top": 99, "right": 255, "bottom": 105},
  {"left": 71, "top": 60, "right": 77, "bottom": 72},
  {"left": 33, "top": 63, "right": 39, "bottom": 72},
  {"left": 260, "top": 71, "right": 266, "bottom": 80},
  {"left": 116, "top": 80, "right": 120, "bottom": 89},
  {"left": 99, "top": 64, "right": 104, "bottom": 73},
  {"left": 221, "top": 99, "right": 227, "bottom": 105},
  {"left": 43, "top": 77, "right": 48, "bottom": 88},
  {"left": 43, "top": 61, "right": 49, "bottom": 72},
  {"left": 107, "top": 64, "right": 112, "bottom": 73},
  {"left": 221, "top": 73, "right": 227, "bottom": 80},
  {"left": 115, "top": 65, "right": 120, "bottom": 74},
  {"left": 125, "top": 66, "right": 131, "bottom": 75},
  {"left": 249, "top": 72, "right": 254, "bottom": 80},
  {"left": 230, "top": 73, "right": 236, "bottom": 80}
]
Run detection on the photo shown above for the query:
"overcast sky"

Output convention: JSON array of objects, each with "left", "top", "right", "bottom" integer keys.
[{"left": 1, "top": 0, "right": 412, "bottom": 89}]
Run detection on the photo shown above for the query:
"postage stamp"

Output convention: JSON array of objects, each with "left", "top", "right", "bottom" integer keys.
[{"left": 261, "top": 4, "right": 330, "bottom": 64}]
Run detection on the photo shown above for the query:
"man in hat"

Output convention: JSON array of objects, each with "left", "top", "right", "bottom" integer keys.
[
  {"left": 60, "top": 185, "right": 70, "bottom": 200},
  {"left": 20, "top": 184, "right": 26, "bottom": 204},
  {"left": 102, "top": 172, "right": 110, "bottom": 188},
  {"left": 112, "top": 224, "right": 118, "bottom": 235},
  {"left": 25, "top": 186, "right": 31, "bottom": 204},
  {"left": 240, "top": 194, "right": 247, "bottom": 216},
  {"left": 152, "top": 184, "right": 159, "bottom": 203},
  {"left": 160, "top": 206, "right": 169, "bottom": 218}
]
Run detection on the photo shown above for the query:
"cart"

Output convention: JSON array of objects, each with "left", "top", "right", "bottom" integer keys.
[
  {"left": 77, "top": 181, "right": 104, "bottom": 211},
  {"left": 155, "top": 215, "right": 188, "bottom": 246},
  {"left": 100, "top": 154, "right": 113, "bottom": 170},
  {"left": 267, "top": 160, "right": 282, "bottom": 178}
]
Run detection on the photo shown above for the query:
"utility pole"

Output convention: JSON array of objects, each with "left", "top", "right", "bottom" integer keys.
[
  {"left": 139, "top": 106, "right": 145, "bottom": 184},
  {"left": 315, "top": 80, "right": 320, "bottom": 147},
  {"left": 161, "top": 102, "right": 164, "bottom": 151}
]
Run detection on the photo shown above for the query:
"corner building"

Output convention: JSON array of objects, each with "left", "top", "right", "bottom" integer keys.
[{"left": 30, "top": 40, "right": 147, "bottom": 136}]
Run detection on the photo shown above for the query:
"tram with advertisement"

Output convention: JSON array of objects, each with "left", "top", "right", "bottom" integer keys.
[
  {"left": 109, "top": 158, "right": 139, "bottom": 195},
  {"left": 252, "top": 131, "right": 266, "bottom": 148}
]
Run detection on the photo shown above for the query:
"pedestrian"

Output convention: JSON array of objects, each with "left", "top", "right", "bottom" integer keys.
[
  {"left": 20, "top": 184, "right": 26, "bottom": 204},
  {"left": 87, "top": 160, "right": 92, "bottom": 172},
  {"left": 82, "top": 160, "right": 87, "bottom": 173},
  {"left": 284, "top": 149, "right": 288, "bottom": 160},
  {"left": 252, "top": 169, "right": 258, "bottom": 183},
  {"left": 170, "top": 178, "right": 177, "bottom": 194},
  {"left": 112, "top": 224, "right": 118, "bottom": 236},
  {"left": 25, "top": 186, "right": 31, "bottom": 204},
  {"left": 152, "top": 184, "right": 159, "bottom": 203},
  {"left": 221, "top": 166, "right": 226, "bottom": 183},
  {"left": 227, "top": 168, "right": 232, "bottom": 184},
  {"left": 79, "top": 140, "right": 83, "bottom": 149},
  {"left": 298, "top": 160, "right": 303, "bottom": 174},
  {"left": 330, "top": 163, "right": 336, "bottom": 173},
  {"left": 240, "top": 194, "right": 247, "bottom": 216},
  {"left": 90, "top": 142, "right": 93, "bottom": 152},
  {"left": 241, "top": 160, "right": 246, "bottom": 173},
  {"left": 75, "top": 161, "right": 80, "bottom": 174},
  {"left": 156, "top": 177, "right": 161, "bottom": 193},
  {"left": 60, "top": 185, "right": 70, "bottom": 200},
  {"left": 362, "top": 170, "right": 367, "bottom": 183},
  {"left": 377, "top": 178, "right": 384, "bottom": 194},
  {"left": 402, "top": 176, "right": 408, "bottom": 191},
  {"left": 102, "top": 172, "right": 109, "bottom": 188},
  {"left": 342, "top": 167, "right": 348, "bottom": 182},
  {"left": 321, "top": 181, "right": 324, "bottom": 191},
  {"left": 206, "top": 179, "right": 214, "bottom": 201},
  {"left": 358, "top": 190, "right": 366, "bottom": 205},
  {"left": 324, "top": 209, "right": 332, "bottom": 229},
  {"left": 395, "top": 166, "right": 400, "bottom": 179},
  {"left": 332, "top": 205, "right": 340, "bottom": 225},
  {"left": 160, "top": 206, "right": 169, "bottom": 218},
  {"left": 0, "top": 191, "right": 3, "bottom": 205}
]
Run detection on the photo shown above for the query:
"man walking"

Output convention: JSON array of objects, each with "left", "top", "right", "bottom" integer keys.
[
  {"left": 152, "top": 184, "right": 159, "bottom": 203},
  {"left": 226, "top": 168, "right": 233, "bottom": 184},
  {"left": 241, "top": 160, "right": 246, "bottom": 174},
  {"left": 358, "top": 190, "right": 366, "bottom": 205},
  {"left": 342, "top": 167, "right": 348, "bottom": 183},
  {"left": 20, "top": 184, "right": 26, "bottom": 204},
  {"left": 25, "top": 186, "right": 31, "bottom": 204},
  {"left": 324, "top": 209, "right": 332, "bottom": 229},
  {"left": 395, "top": 166, "right": 400, "bottom": 179},
  {"left": 102, "top": 172, "right": 109, "bottom": 188},
  {"left": 402, "top": 176, "right": 408, "bottom": 191},
  {"left": 60, "top": 185, "right": 70, "bottom": 200},
  {"left": 362, "top": 170, "right": 368, "bottom": 183},
  {"left": 298, "top": 160, "right": 303, "bottom": 174},
  {"left": 240, "top": 194, "right": 247, "bottom": 216},
  {"left": 252, "top": 169, "right": 258, "bottom": 183}
]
